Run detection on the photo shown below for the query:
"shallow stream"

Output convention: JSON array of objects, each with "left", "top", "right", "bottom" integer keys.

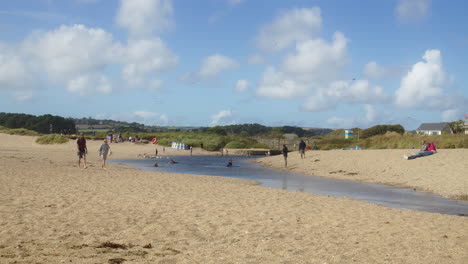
[{"left": 112, "top": 155, "right": 467, "bottom": 216}]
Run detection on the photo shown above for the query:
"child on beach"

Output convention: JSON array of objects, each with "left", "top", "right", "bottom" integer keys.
[{"left": 99, "top": 139, "right": 111, "bottom": 169}]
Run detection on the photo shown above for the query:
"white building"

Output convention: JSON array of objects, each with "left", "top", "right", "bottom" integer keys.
[{"left": 416, "top": 123, "right": 453, "bottom": 135}]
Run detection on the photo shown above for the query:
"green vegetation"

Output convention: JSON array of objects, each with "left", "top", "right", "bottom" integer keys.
[
  {"left": 0, "top": 112, "right": 75, "bottom": 134},
  {"left": 316, "top": 132, "right": 468, "bottom": 150},
  {"left": 0, "top": 126, "right": 39, "bottom": 136},
  {"left": 360, "top": 124, "right": 405, "bottom": 138},
  {"left": 36, "top": 134, "right": 69, "bottom": 144}
]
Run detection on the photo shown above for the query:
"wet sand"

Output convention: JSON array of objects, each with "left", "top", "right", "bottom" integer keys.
[
  {"left": 0, "top": 134, "right": 467, "bottom": 263},
  {"left": 256, "top": 149, "right": 468, "bottom": 200}
]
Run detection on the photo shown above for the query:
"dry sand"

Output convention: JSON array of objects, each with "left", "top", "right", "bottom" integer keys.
[
  {"left": 0, "top": 134, "right": 467, "bottom": 264},
  {"left": 256, "top": 149, "right": 468, "bottom": 200}
]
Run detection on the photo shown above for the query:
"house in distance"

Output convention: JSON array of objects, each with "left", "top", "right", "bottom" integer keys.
[{"left": 416, "top": 122, "right": 453, "bottom": 135}]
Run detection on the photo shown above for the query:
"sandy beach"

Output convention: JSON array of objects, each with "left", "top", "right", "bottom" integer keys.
[
  {"left": 256, "top": 148, "right": 468, "bottom": 200},
  {"left": 0, "top": 134, "right": 467, "bottom": 263}
]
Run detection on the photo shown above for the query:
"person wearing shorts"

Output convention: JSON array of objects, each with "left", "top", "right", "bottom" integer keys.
[
  {"left": 99, "top": 139, "right": 111, "bottom": 169},
  {"left": 77, "top": 133, "right": 88, "bottom": 168}
]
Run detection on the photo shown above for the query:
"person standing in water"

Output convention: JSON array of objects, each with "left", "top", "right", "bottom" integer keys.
[
  {"left": 99, "top": 139, "right": 111, "bottom": 169},
  {"left": 282, "top": 144, "right": 288, "bottom": 167}
]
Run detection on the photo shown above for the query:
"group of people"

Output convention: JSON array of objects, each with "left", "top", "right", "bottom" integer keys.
[
  {"left": 76, "top": 133, "right": 111, "bottom": 169},
  {"left": 281, "top": 139, "right": 309, "bottom": 167}
]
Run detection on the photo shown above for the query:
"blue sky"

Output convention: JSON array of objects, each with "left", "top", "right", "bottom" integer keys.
[{"left": 0, "top": 0, "right": 467, "bottom": 129}]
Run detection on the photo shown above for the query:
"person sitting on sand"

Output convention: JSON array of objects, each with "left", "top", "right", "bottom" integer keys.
[
  {"left": 99, "top": 139, "right": 111, "bottom": 169},
  {"left": 404, "top": 141, "right": 437, "bottom": 160},
  {"left": 227, "top": 159, "right": 233, "bottom": 167}
]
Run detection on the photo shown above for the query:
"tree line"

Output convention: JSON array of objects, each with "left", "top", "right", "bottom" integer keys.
[{"left": 0, "top": 112, "right": 76, "bottom": 134}]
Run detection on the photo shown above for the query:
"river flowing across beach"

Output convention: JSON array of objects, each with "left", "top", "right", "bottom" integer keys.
[{"left": 112, "top": 156, "right": 468, "bottom": 216}]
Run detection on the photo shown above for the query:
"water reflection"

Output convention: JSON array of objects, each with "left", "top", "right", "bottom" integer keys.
[{"left": 112, "top": 155, "right": 467, "bottom": 216}]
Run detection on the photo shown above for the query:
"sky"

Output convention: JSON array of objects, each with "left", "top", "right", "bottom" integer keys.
[{"left": 0, "top": 0, "right": 467, "bottom": 130}]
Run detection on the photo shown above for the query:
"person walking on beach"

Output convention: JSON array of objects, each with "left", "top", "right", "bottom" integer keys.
[
  {"left": 282, "top": 144, "right": 288, "bottom": 167},
  {"left": 298, "top": 140, "right": 306, "bottom": 159},
  {"left": 99, "top": 139, "right": 111, "bottom": 169},
  {"left": 76, "top": 133, "right": 88, "bottom": 168}
]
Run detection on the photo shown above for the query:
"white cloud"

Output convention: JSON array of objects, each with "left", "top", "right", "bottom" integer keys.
[
  {"left": 247, "top": 54, "right": 265, "bottom": 64},
  {"left": 256, "top": 7, "right": 322, "bottom": 52},
  {"left": 211, "top": 110, "right": 233, "bottom": 126},
  {"left": 235, "top": 79, "right": 249, "bottom": 92},
  {"left": 363, "top": 61, "right": 387, "bottom": 80},
  {"left": 441, "top": 109, "right": 461, "bottom": 122},
  {"left": 256, "top": 32, "right": 349, "bottom": 99},
  {"left": 396, "top": 0, "right": 431, "bottom": 23},
  {"left": 327, "top": 105, "right": 380, "bottom": 128},
  {"left": 256, "top": 66, "right": 308, "bottom": 98},
  {"left": 302, "top": 80, "right": 389, "bottom": 111},
  {"left": 116, "top": 0, "right": 174, "bottom": 38},
  {"left": 22, "top": 24, "right": 118, "bottom": 82},
  {"left": 0, "top": 45, "right": 33, "bottom": 100},
  {"left": 96, "top": 111, "right": 169, "bottom": 125},
  {"left": 282, "top": 32, "right": 348, "bottom": 82},
  {"left": 66, "top": 74, "right": 112, "bottom": 96},
  {"left": 121, "top": 38, "right": 178, "bottom": 86},
  {"left": 198, "top": 54, "right": 239, "bottom": 78},
  {"left": 394, "top": 49, "right": 460, "bottom": 110}
]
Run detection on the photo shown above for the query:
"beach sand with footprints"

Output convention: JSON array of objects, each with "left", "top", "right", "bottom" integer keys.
[{"left": 0, "top": 133, "right": 467, "bottom": 263}]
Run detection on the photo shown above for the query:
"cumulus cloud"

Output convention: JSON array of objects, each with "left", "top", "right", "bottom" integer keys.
[
  {"left": 67, "top": 74, "right": 112, "bottom": 95},
  {"left": 256, "top": 32, "right": 349, "bottom": 99},
  {"left": 362, "top": 61, "right": 388, "bottom": 80},
  {"left": 198, "top": 54, "right": 239, "bottom": 78},
  {"left": 282, "top": 32, "right": 348, "bottom": 82},
  {"left": 121, "top": 38, "right": 178, "bottom": 86},
  {"left": 394, "top": 49, "right": 463, "bottom": 110},
  {"left": 96, "top": 111, "right": 170, "bottom": 125},
  {"left": 1, "top": 23, "right": 178, "bottom": 100},
  {"left": 395, "top": 0, "right": 431, "bottom": 23},
  {"left": 235, "top": 80, "right": 250, "bottom": 92},
  {"left": 22, "top": 24, "right": 118, "bottom": 82},
  {"left": 441, "top": 109, "right": 462, "bottom": 122},
  {"left": 211, "top": 110, "right": 233, "bottom": 126},
  {"left": 116, "top": 0, "right": 174, "bottom": 38},
  {"left": 302, "top": 80, "right": 389, "bottom": 111},
  {"left": 256, "top": 7, "right": 322, "bottom": 52},
  {"left": 247, "top": 54, "right": 265, "bottom": 64},
  {"left": 0, "top": 45, "right": 34, "bottom": 100},
  {"left": 327, "top": 105, "right": 380, "bottom": 128},
  {"left": 256, "top": 66, "right": 308, "bottom": 98}
]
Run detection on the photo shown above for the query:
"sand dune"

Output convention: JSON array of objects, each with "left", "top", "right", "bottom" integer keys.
[{"left": 0, "top": 134, "right": 467, "bottom": 263}]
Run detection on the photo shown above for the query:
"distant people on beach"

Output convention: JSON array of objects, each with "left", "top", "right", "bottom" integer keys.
[
  {"left": 99, "top": 139, "right": 111, "bottom": 169},
  {"left": 190, "top": 146, "right": 193, "bottom": 156},
  {"left": 282, "top": 144, "right": 288, "bottom": 167},
  {"left": 155, "top": 148, "right": 158, "bottom": 156},
  {"left": 313, "top": 144, "right": 318, "bottom": 150},
  {"left": 153, "top": 162, "right": 158, "bottom": 167},
  {"left": 76, "top": 133, "right": 88, "bottom": 168},
  {"left": 227, "top": 159, "right": 233, "bottom": 167},
  {"left": 299, "top": 140, "right": 306, "bottom": 159},
  {"left": 404, "top": 140, "right": 437, "bottom": 160}
]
